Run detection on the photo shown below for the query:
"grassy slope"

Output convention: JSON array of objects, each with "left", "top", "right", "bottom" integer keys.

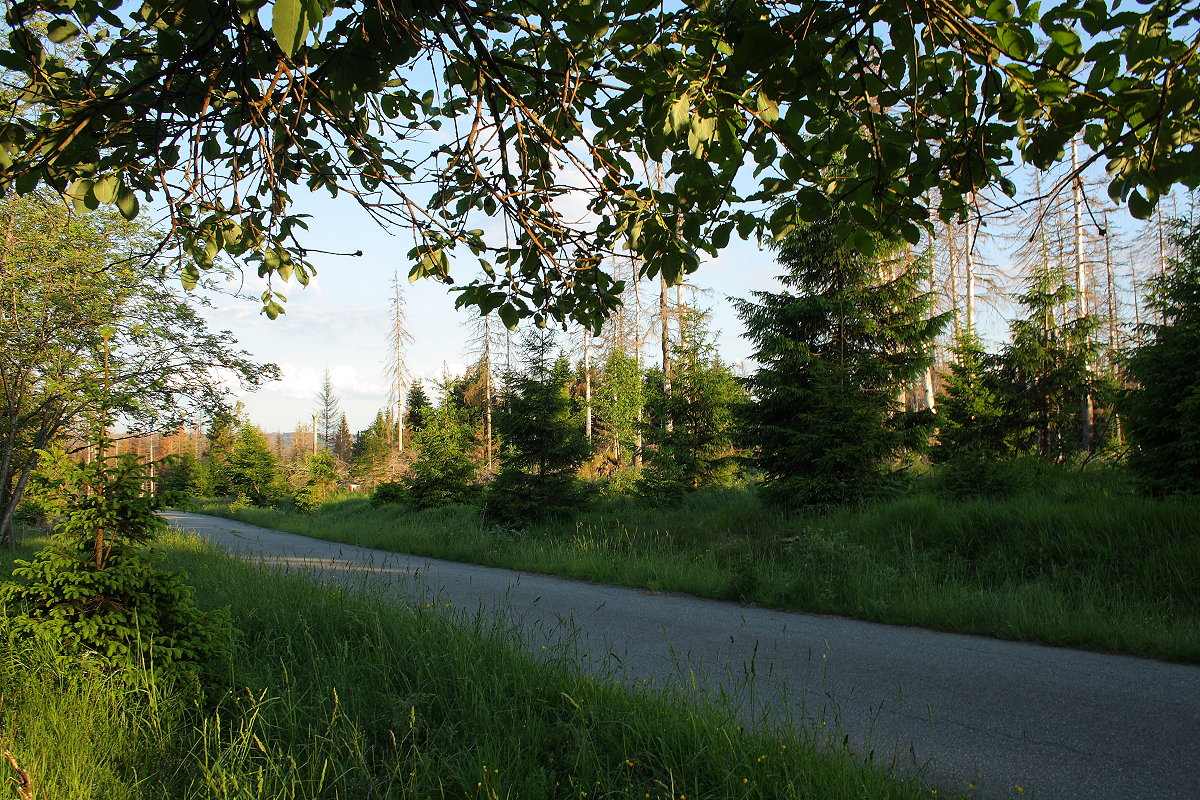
[
  {"left": 0, "top": 531, "right": 932, "bottom": 800},
  {"left": 196, "top": 467, "right": 1200, "bottom": 662}
]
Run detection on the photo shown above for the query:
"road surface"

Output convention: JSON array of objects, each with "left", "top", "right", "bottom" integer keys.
[{"left": 162, "top": 510, "right": 1200, "bottom": 800}]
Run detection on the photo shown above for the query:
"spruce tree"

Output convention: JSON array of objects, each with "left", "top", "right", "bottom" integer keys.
[
  {"left": 593, "top": 348, "right": 644, "bottom": 470},
  {"left": 223, "top": 423, "right": 285, "bottom": 505},
  {"left": 995, "top": 271, "right": 1098, "bottom": 462},
  {"left": 933, "top": 330, "right": 1014, "bottom": 462},
  {"left": 400, "top": 405, "right": 480, "bottom": 509},
  {"left": 1122, "top": 225, "right": 1200, "bottom": 495},
  {"left": 352, "top": 411, "right": 393, "bottom": 487},
  {"left": 405, "top": 382, "right": 433, "bottom": 434},
  {"left": 489, "top": 329, "right": 591, "bottom": 523},
  {"left": 735, "top": 217, "right": 944, "bottom": 507},
  {"left": 639, "top": 308, "right": 744, "bottom": 500}
]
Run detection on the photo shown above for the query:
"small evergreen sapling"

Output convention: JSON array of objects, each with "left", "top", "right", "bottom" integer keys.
[{"left": 0, "top": 450, "right": 227, "bottom": 683}]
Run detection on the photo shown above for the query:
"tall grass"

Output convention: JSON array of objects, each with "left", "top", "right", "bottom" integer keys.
[
  {"left": 0, "top": 532, "right": 933, "bottom": 800},
  {"left": 196, "top": 464, "right": 1200, "bottom": 662}
]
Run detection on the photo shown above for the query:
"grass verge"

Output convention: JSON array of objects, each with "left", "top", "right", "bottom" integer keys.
[
  {"left": 0, "top": 531, "right": 932, "bottom": 799},
  {"left": 194, "top": 466, "right": 1200, "bottom": 662}
]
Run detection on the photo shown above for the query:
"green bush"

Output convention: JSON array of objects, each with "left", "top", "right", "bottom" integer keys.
[
  {"left": 370, "top": 480, "right": 407, "bottom": 507},
  {"left": 485, "top": 469, "right": 590, "bottom": 525}
]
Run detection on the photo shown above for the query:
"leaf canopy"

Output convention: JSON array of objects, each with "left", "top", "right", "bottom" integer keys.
[{"left": 2, "top": 0, "right": 1199, "bottom": 326}]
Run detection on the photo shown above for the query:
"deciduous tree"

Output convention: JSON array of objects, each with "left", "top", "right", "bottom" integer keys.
[
  {"left": 0, "top": 196, "right": 272, "bottom": 547},
  {"left": 1, "top": 1, "right": 1195, "bottom": 326}
]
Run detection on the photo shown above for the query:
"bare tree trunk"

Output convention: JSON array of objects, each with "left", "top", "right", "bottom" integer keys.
[
  {"left": 965, "top": 196, "right": 977, "bottom": 334},
  {"left": 660, "top": 273, "right": 673, "bottom": 434},
  {"left": 1103, "top": 214, "right": 1122, "bottom": 445},
  {"left": 583, "top": 328, "right": 592, "bottom": 443},
  {"left": 633, "top": 262, "right": 644, "bottom": 467},
  {"left": 388, "top": 273, "right": 413, "bottom": 453},
  {"left": 483, "top": 314, "right": 494, "bottom": 472},
  {"left": 946, "top": 223, "right": 961, "bottom": 341},
  {"left": 1073, "top": 139, "right": 1095, "bottom": 453}
]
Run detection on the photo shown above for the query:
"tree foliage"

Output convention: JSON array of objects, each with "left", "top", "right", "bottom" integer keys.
[
  {"left": 736, "top": 218, "right": 943, "bottom": 507},
  {"left": 639, "top": 309, "right": 744, "bottom": 501},
  {"left": 490, "top": 330, "right": 590, "bottom": 523},
  {"left": 995, "top": 272, "right": 1098, "bottom": 461},
  {"left": 399, "top": 405, "right": 480, "bottom": 509},
  {"left": 1, "top": 0, "right": 1196, "bottom": 324},
  {"left": 1122, "top": 224, "right": 1200, "bottom": 495},
  {"left": 0, "top": 449, "right": 227, "bottom": 682},
  {"left": 0, "top": 195, "right": 274, "bottom": 547},
  {"left": 934, "top": 331, "right": 1014, "bottom": 462}
]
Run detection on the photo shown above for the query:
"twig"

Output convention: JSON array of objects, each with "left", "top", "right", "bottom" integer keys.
[{"left": 3, "top": 751, "right": 33, "bottom": 800}]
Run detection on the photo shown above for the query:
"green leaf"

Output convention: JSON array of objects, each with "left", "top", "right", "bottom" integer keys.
[
  {"left": 272, "top": 0, "right": 306, "bottom": 58},
  {"left": 116, "top": 188, "right": 140, "bottom": 220},
  {"left": 692, "top": 115, "right": 716, "bottom": 143},
  {"left": 66, "top": 179, "right": 93, "bottom": 214},
  {"left": 93, "top": 175, "right": 120, "bottom": 205},
  {"left": 181, "top": 264, "right": 200, "bottom": 291},
  {"left": 498, "top": 303, "right": 519, "bottom": 330},
  {"left": 669, "top": 94, "right": 690, "bottom": 135},
  {"left": 1128, "top": 189, "right": 1154, "bottom": 219},
  {"left": 46, "top": 19, "right": 80, "bottom": 43}
]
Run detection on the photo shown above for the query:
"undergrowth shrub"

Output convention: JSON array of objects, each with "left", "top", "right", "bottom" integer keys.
[
  {"left": 371, "top": 480, "right": 406, "bottom": 507},
  {"left": 0, "top": 449, "right": 229, "bottom": 685}
]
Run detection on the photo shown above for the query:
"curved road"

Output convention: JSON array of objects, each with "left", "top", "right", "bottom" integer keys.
[{"left": 163, "top": 511, "right": 1199, "bottom": 800}]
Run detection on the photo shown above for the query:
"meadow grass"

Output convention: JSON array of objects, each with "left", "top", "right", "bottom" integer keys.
[
  {"left": 196, "top": 464, "right": 1200, "bottom": 662},
  {"left": 0, "top": 531, "right": 932, "bottom": 800}
]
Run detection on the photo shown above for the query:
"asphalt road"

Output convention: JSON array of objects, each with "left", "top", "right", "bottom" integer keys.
[{"left": 162, "top": 511, "right": 1200, "bottom": 800}]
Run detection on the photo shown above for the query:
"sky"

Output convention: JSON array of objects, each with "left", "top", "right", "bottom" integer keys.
[{"left": 198, "top": 191, "right": 783, "bottom": 434}]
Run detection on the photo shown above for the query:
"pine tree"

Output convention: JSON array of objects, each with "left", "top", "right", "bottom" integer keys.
[
  {"left": 352, "top": 411, "right": 393, "bottom": 487},
  {"left": 934, "top": 330, "right": 1014, "bottom": 462},
  {"left": 735, "top": 217, "right": 944, "bottom": 507},
  {"left": 223, "top": 423, "right": 285, "bottom": 505},
  {"left": 201, "top": 411, "right": 237, "bottom": 496},
  {"left": 400, "top": 404, "right": 480, "bottom": 508},
  {"left": 405, "top": 382, "right": 432, "bottom": 435},
  {"left": 996, "top": 271, "right": 1098, "bottom": 462},
  {"left": 593, "top": 348, "right": 643, "bottom": 470},
  {"left": 333, "top": 413, "right": 354, "bottom": 464}
]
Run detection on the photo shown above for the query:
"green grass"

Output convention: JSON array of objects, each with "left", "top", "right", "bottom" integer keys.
[
  {"left": 195, "top": 464, "right": 1200, "bottom": 662},
  {"left": 0, "top": 532, "right": 933, "bottom": 800}
]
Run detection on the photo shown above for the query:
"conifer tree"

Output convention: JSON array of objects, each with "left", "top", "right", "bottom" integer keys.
[
  {"left": 995, "top": 272, "right": 1098, "bottom": 461},
  {"left": 400, "top": 405, "right": 480, "bottom": 509},
  {"left": 223, "top": 422, "right": 285, "bottom": 503},
  {"left": 489, "top": 329, "right": 591, "bottom": 523},
  {"left": 333, "top": 413, "right": 354, "bottom": 464},
  {"left": 934, "top": 331, "right": 1014, "bottom": 462},
  {"left": 639, "top": 308, "right": 744, "bottom": 500},
  {"left": 1122, "top": 225, "right": 1200, "bottom": 495},
  {"left": 352, "top": 411, "right": 393, "bottom": 487},
  {"left": 314, "top": 369, "right": 341, "bottom": 448},
  {"left": 593, "top": 348, "right": 643, "bottom": 470},
  {"left": 735, "top": 217, "right": 944, "bottom": 507},
  {"left": 405, "top": 382, "right": 432, "bottom": 435}
]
